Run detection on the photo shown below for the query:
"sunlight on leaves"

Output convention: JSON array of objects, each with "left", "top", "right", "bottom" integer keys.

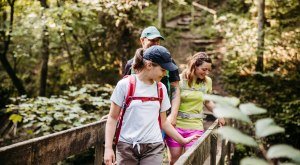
[{"left": 9, "top": 114, "right": 23, "bottom": 124}]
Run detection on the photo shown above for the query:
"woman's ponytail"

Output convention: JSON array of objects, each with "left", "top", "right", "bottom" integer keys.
[{"left": 132, "top": 48, "right": 145, "bottom": 72}]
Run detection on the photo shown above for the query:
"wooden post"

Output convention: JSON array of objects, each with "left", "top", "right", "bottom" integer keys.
[
  {"left": 220, "top": 139, "right": 226, "bottom": 165},
  {"left": 210, "top": 133, "right": 217, "bottom": 165},
  {"left": 94, "top": 140, "right": 104, "bottom": 165}
]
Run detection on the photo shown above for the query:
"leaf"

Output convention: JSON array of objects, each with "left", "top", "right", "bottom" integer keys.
[
  {"left": 239, "top": 103, "right": 267, "bottom": 115},
  {"left": 214, "top": 104, "right": 251, "bottom": 123},
  {"left": 9, "top": 114, "right": 23, "bottom": 124},
  {"left": 240, "top": 157, "right": 268, "bottom": 165},
  {"left": 217, "top": 126, "right": 258, "bottom": 147},
  {"left": 255, "top": 118, "right": 284, "bottom": 138},
  {"left": 267, "top": 144, "right": 300, "bottom": 163},
  {"left": 279, "top": 163, "right": 298, "bottom": 165},
  {"left": 54, "top": 124, "right": 68, "bottom": 131},
  {"left": 204, "top": 94, "right": 240, "bottom": 107}
]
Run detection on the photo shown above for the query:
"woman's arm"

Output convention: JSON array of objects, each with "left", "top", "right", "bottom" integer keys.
[
  {"left": 204, "top": 100, "right": 225, "bottom": 126},
  {"left": 104, "top": 102, "right": 121, "bottom": 165},
  {"left": 161, "top": 111, "right": 199, "bottom": 144}
]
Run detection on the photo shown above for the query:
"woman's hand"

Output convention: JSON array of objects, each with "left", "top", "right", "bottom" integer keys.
[
  {"left": 218, "top": 118, "right": 225, "bottom": 127},
  {"left": 181, "top": 134, "right": 201, "bottom": 145},
  {"left": 104, "top": 147, "right": 115, "bottom": 165}
]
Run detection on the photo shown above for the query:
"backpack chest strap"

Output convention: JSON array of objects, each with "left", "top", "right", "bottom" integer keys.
[{"left": 129, "top": 96, "right": 162, "bottom": 102}]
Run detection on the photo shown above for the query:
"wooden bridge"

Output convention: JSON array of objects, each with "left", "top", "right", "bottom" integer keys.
[{"left": 0, "top": 116, "right": 233, "bottom": 165}]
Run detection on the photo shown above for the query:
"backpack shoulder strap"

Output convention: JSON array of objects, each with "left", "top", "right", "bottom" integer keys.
[
  {"left": 115, "top": 75, "right": 136, "bottom": 144},
  {"left": 157, "top": 82, "right": 163, "bottom": 105},
  {"left": 157, "top": 82, "right": 163, "bottom": 129},
  {"left": 125, "top": 75, "right": 136, "bottom": 105}
]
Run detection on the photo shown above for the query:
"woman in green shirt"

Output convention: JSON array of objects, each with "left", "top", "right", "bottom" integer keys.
[{"left": 166, "top": 52, "right": 225, "bottom": 164}]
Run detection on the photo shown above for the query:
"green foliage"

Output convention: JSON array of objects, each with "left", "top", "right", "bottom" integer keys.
[
  {"left": 241, "top": 157, "right": 268, "bottom": 165},
  {"left": 214, "top": 0, "right": 300, "bottom": 152},
  {"left": 267, "top": 145, "right": 300, "bottom": 164},
  {"left": 206, "top": 94, "right": 300, "bottom": 164},
  {"left": 2, "top": 84, "right": 113, "bottom": 145},
  {"left": 239, "top": 103, "right": 267, "bottom": 115},
  {"left": 255, "top": 118, "right": 284, "bottom": 138},
  {"left": 214, "top": 104, "right": 251, "bottom": 123},
  {"left": 217, "top": 126, "right": 257, "bottom": 147},
  {"left": 1, "top": 0, "right": 149, "bottom": 97}
]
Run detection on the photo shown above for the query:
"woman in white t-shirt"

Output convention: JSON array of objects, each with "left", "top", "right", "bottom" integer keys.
[{"left": 104, "top": 45, "right": 199, "bottom": 165}]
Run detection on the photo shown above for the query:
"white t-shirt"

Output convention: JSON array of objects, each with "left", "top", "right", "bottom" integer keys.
[{"left": 110, "top": 75, "right": 171, "bottom": 145}]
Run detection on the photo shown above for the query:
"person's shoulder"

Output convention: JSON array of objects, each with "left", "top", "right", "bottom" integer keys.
[
  {"left": 205, "top": 76, "right": 212, "bottom": 83},
  {"left": 117, "top": 76, "right": 131, "bottom": 87}
]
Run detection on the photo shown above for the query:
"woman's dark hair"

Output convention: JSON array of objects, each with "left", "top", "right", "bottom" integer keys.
[
  {"left": 132, "top": 48, "right": 145, "bottom": 72},
  {"left": 182, "top": 52, "right": 212, "bottom": 87}
]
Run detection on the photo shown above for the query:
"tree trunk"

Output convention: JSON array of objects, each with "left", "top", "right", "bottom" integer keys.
[
  {"left": 158, "top": 0, "right": 165, "bottom": 28},
  {"left": 39, "top": 0, "right": 49, "bottom": 96},
  {"left": 256, "top": 0, "right": 265, "bottom": 72},
  {"left": 62, "top": 32, "right": 75, "bottom": 71},
  {"left": 0, "top": 0, "right": 27, "bottom": 95}
]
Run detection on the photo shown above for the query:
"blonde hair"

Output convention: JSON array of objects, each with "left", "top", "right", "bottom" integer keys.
[{"left": 182, "top": 52, "right": 212, "bottom": 87}]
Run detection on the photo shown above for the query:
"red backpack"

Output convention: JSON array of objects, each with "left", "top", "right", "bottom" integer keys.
[{"left": 114, "top": 75, "right": 164, "bottom": 144}]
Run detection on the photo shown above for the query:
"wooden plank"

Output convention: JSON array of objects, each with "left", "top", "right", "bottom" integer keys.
[
  {"left": 0, "top": 120, "right": 106, "bottom": 165},
  {"left": 175, "top": 120, "right": 219, "bottom": 165},
  {"left": 210, "top": 133, "right": 217, "bottom": 165},
  {"left": 192, "top": 2, "right": 216, "bottom": 15}
]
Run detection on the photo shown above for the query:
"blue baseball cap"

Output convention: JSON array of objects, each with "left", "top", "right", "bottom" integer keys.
[
  {"left": 143, "top": 45, "right": 178, "bottom": 71},
  {"left": 140, "top": 26, "right": 165, "bottom": 40}
]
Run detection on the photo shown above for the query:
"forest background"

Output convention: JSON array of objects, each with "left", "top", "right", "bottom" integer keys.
[{"left": 0, "top": 0, "right": 299, "bottom": 162}]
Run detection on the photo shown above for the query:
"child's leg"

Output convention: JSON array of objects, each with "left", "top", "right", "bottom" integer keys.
[
  {"left": 139, "top": 142, "right": 165, "bottom": 165},
  {"left": 116, "top": 141, "right": 139, "bottom": 164}
]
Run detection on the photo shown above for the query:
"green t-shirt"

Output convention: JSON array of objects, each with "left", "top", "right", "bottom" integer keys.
[{"left": 176, "top": 75, "right": 212, "bottom": 130}]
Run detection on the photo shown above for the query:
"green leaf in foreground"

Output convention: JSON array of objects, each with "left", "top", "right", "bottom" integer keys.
[
  {"left": 255, "top": 118, "right": 284, "bottom": 138},
  {"left": 204, "top": 94, "right": 240, "bottom": 106},
  {"left": 217, "top": 126, "right": 258, "bottom": 147},
  {"left": 214, "top": 104, "right": 251, "bottom": 123},
  {"left": 9, "top": 114, "right": 23, "bottom": 124},
  {"left": 267, "top": 144, "right": 300, "bottom": 163},
  {"left": 239, "top": 103, "right": 267, "bottom": 115},
  {"left": 240, "top": 157, "right": 268, "bottom": 165}
]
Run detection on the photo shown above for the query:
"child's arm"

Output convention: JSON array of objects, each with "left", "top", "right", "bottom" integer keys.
[
  {"left": 204, "top": 100, "right": 225, "bottom": 126},
  {"left": 104, "top": 102, "right": 121, "bottom": 165},
  {"left": 167, "top": 81, "right": 180, "bottom": 126},
  {"left": 161, "top": 111, "right": 199, "bottom": 144}
]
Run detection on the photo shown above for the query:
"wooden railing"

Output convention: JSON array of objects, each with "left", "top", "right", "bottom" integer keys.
[
  {"left": 0, "top": 120, "right": 106, "bottom": 165},
  {"left": 0, "top": 119, "right": 232, "bottom": 165}
]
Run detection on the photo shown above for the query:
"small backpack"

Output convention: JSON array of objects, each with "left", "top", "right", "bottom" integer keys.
[{"left": 114, "top": 75, "right": 164, "bottom": 144}]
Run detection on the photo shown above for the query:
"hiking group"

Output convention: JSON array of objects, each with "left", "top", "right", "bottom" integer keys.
[{"left": 104, "top": 26, "right": 225, "bottom": 165}]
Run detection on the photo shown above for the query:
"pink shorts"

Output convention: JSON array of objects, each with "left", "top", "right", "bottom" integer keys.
[{"left": 165, "top": 127, "right": 204, "bottom": 147}]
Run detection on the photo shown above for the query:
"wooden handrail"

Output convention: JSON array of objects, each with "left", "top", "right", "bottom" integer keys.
[
  {"left": 0, "top": 118, "right": 231, "bottom": 165},
  {"left": 192, "top": 2, "right": 216, "bottom": 15},
  {"left": 175, "top": 120, "right": 219, "bottom": 165},
  {"left": 0, "top": 120, "right": 106, "bottom": 165}
]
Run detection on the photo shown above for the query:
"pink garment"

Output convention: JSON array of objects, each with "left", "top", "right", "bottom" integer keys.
[{"left": 165, "top": 127, "right": 204, "bottom": 147}]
